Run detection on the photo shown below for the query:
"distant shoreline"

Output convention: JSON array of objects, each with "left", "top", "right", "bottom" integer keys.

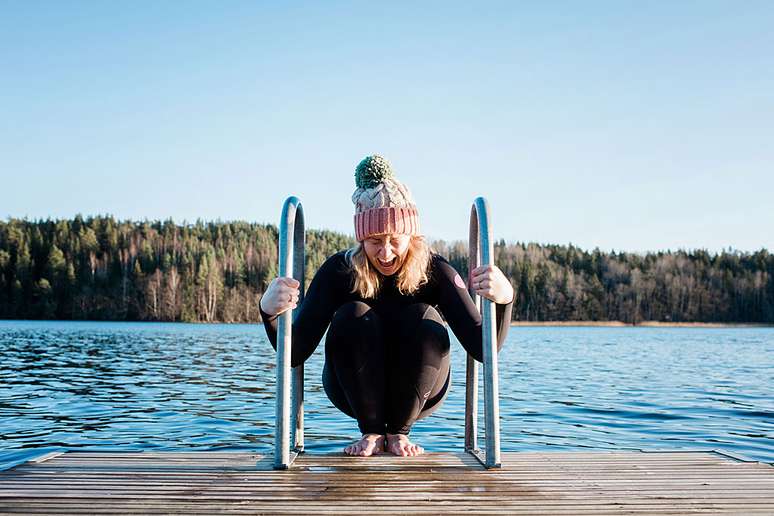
[{"left": 510, "top": 321, "right": 773, "bottom": 328}]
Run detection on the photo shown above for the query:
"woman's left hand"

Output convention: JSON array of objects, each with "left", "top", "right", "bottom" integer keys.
[{"left": 470, "top": 265, "right": 514, "bottom": 304}]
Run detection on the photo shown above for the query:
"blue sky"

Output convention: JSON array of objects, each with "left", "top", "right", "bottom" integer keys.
[{"left": 1, "top": 1, "right": 772, "bottom": 252}]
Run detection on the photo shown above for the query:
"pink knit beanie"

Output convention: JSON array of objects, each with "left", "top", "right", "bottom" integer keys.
[{"left": 352, "top": 155, "right": 420, "bottom": 242}]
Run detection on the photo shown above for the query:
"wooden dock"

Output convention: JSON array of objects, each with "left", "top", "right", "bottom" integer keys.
[{"left": 0, "top": 450, "right": 772, "bottom": 514}]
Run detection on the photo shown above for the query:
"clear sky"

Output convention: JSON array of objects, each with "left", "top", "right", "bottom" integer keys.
[{"left": 1, "top": 1, "right": 772, "bottom": 253}]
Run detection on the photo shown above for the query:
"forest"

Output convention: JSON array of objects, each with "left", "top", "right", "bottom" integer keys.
[{"left": 1, "top": 217, "right": 772, "bottom": 323}]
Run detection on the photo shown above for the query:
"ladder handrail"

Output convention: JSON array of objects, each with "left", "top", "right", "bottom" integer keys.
[
  {"left": 464, "top": 197, "right": 502, "bottom": 469},
  {"left": 274, "top": 196, "right": 305, "bottom": 470}
]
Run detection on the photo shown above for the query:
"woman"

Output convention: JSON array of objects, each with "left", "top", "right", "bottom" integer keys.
[{"left": 260, "top": 155, "right": 514, "bottom": 457}]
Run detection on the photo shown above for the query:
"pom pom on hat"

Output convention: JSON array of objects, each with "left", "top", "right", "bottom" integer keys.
[{"left": 355, "top": 155, "right": 394, "bottom": 189}]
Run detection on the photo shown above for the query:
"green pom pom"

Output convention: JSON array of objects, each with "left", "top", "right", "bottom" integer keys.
[{"left": 355, "top": 155, "right": 394, "bottom": 189}]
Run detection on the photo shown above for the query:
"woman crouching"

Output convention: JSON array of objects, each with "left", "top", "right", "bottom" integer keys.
[{"left": 260, "top": 155, "right": 513, "bottom": 457}]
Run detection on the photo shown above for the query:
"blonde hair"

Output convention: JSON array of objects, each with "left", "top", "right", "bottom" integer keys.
[{"left": 346, "top": 236, "right": 432, "bottom": 299}]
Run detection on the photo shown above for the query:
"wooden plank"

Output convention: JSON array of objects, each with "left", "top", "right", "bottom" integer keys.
[
  {"left": 2, "top": 494, "right": 774, "bottom": 506},
  {"left": 4, "top": 498, "right": 774, "bottom": 506},
  {"left": 5, "top": 510, "right": 774, "bottom": 515},
  {"left": 2, "top": 502, "right": 773, "bottom": 509},
  {"left": 19, "top": 461, "right": 768, "bottom": 472},
  {"left": 8, "top": 468, "right": 770, "bottom": 479},
  {"left": 4, "top": 496, "right": 774, "bottom": 506},
  {"left": 8, "top": 469, "right": 770, "bottom": 478},
  {"left": 1, "top": 485, "right": 771, "bottom": 495},
  {"left": 4, "top": 471, "right": 772, "bottom": 482}
]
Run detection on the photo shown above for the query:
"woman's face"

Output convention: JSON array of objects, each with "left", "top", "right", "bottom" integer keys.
[{"left": 363, "top": 233, "right": 411, "bottom": 276}]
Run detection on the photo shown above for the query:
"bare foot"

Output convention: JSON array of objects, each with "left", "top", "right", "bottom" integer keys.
[
  {"left": 343, "top": 434, "right": 385, "bottom": 457},
  {"left": 386, "top": 433, "right": 424, "bottom": 457}
]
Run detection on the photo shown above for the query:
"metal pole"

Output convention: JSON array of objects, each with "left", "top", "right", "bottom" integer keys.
[
  {"left": 291, "top": 213, "right": 306, "bottom": 453},
  {"left": 464, "top": 353, "right": 478, "bottom": 452},
  {"left": 468, "top": 197, "right": 501, "bottom": 469},
  {"left": 465, "top": 209, "right": 481, "bottom": 453},
  {"left": 274, "top": 196, "right": 305, "bottom": 470}
]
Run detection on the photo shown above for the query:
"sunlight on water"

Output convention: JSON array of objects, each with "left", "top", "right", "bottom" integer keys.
[{"left": 1, "top": 321, "right": 772, "bottom": 468}]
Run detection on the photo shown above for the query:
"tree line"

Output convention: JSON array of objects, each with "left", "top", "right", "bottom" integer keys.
[{"left": 1, "top": 217, "right": 772, "bottom": 323}]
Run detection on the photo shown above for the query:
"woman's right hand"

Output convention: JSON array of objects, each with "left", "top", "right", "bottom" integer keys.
[{"left": 259, "top": 277, "right": 300, "bottom": 317}]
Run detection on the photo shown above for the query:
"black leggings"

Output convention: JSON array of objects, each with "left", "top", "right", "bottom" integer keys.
[{"left": 322, "top": 301, "right": 451, "bottom": 435}]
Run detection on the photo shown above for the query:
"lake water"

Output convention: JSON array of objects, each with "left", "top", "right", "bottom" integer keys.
[{"left": 1, "top": 320, "right": 772, "bottom": 469}]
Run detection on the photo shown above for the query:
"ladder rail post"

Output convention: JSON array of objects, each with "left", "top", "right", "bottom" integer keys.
[
  {"left": 465, "top": 208, "right": 481, "bottom": 452},
  {"left": 291, "top": 212, "right": 306, "bottom": 452},
  {"left": 464, "top": 354, "right": 478, "bottom": 452},
  {"left": 467, "top": 197, "right": 502, "bottom": 469},
  {"left": 274, "top": 196, "right": 305, "bottom": 470}
]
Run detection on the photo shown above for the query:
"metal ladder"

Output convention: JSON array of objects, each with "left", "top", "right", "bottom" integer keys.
[{"left": 273, "top": 196, "right": 501, "bottom": 469}]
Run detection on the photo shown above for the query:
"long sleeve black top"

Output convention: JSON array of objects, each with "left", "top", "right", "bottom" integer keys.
[{"left": 261, "top": 251, "right": 513, "bottom": 367}]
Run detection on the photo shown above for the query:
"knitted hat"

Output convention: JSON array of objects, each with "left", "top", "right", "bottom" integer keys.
[{"left": 352, "top": 155, "right": 420, "bottom": 241}]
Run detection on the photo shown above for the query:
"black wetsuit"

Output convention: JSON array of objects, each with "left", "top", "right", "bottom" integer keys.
[{"left": 261, "top": 251, "right": 513, "bottom": 435}]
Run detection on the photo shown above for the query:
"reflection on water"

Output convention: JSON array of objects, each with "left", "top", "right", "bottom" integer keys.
[{"left": 1, "top": 321, "right": 772, "bottom": 466}]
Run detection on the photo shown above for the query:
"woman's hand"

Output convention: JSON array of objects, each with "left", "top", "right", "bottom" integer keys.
[
  {"left": 470, "top": 265, "right": 514, "bottom": 305},
  {"left": 259, "top": 277, "right": 300, "bottom": 317}
]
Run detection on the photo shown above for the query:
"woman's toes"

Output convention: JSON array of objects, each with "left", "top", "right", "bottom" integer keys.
[
  {"left": 345, "top": 434, "right": 385, "bottom": 457},
  {"left": 385, "top": 434, "right": 424, "bottom": 457},
  {"left": 405, "top": 443, "right": 423, "bottom": 456}
]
